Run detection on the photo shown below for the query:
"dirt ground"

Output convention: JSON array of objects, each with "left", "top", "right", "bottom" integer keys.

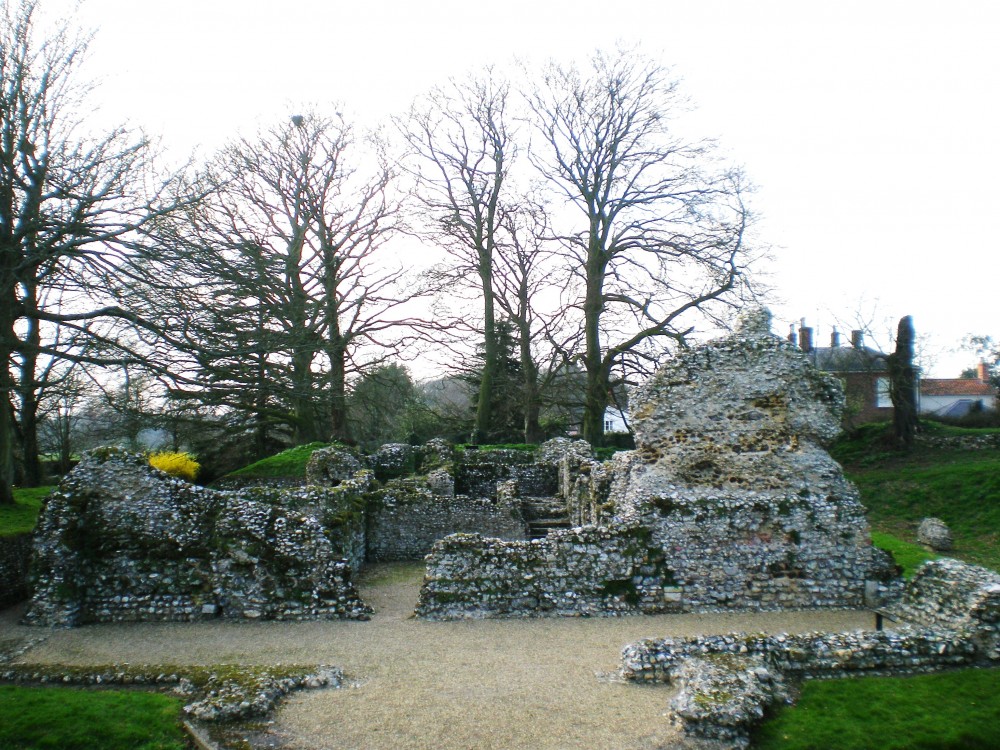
[{"left": 0, "top": 563, "right": 876, "bottom": 749}]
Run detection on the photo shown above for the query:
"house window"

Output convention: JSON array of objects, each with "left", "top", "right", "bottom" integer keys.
[
  {"left": 604, "top": 420, "right": 614, "bottom": 431},
  {"left": 876, "top": 377, "right": 892, "bottom": 408}
]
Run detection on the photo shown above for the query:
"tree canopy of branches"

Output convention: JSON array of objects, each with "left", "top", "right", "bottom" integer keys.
[
  {"left": 528, "top": 48, "right": 757, "bottom": 443},
  {"left": 398, "top": 73, "right": 520, "bottom": 444},
  {"left": 0, "top": 1, "right": 181, "bottom": 501},
  {"left": 144, "top": 112, "right": 419, "bottom": 450}
]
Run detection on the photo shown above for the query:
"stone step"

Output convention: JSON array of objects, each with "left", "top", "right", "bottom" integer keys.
[
  {"left": 527, "top": 519, "right": 572, "bottom": 539},
  {"left": 521, "top": 496, "right": 568, "bottom": 520}
]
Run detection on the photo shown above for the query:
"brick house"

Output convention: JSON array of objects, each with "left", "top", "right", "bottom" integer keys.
[
  {"left": 790, "top": 323, "right": 893, "bottom": 425},
  {"left": 919, "top": 363, "right": 997, "bottom": 417},
  {"left": 794, "top": 322, "right": 998, "bottom": 424}
]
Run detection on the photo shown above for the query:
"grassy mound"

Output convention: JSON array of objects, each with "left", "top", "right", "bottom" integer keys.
[
  {"left": 220, "top": 442, "right": 335, "bottom": 483},
  {"left": 832, "top": 421, "right": 1000, "bottom": 571},
  {"left": 0, "top": 486, "right": 54, "bottom": 537}
]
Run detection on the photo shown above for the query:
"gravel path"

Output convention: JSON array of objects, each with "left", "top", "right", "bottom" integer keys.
[{"left": 1, "top": 563, "right": 876, "bottom": 749}]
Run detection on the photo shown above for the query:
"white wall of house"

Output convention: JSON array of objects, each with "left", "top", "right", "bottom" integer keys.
[
  {"left": 920, "top": 393, "right": 997, "bottom": 415},
  {"left": 603, "top": 407, "right": 629, "bottom": 433}
]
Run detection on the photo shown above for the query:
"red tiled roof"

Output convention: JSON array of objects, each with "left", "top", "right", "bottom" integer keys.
[{"left": 921, "top": 378, "right": 996, "bottom": 397}]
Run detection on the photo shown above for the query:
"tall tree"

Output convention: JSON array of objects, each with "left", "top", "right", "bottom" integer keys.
[
  {"left": 398, "top": 73, "right": 514, "bottom": 444},
  {"left": 146, "top": 112, "right": 416, "bottom": 446},
  {"left": 494, "top": 198, "right": 563, "bottom": 443},
  {"left": 0, "top": 1, "right": 181, "bottom": 501},
  {"left": 527, "top": 48, "right": 756, "bottom": 444}
]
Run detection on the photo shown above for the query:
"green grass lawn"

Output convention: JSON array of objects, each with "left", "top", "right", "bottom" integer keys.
[
  {"left": 222, "top": 441, "right": 334, "bottom": 482},
  {"left": 831, "top": 421, "right": 1000, "bottom": 572},
  {"left": 753, "top": 421, "right": 1000, "bottom": 749},
  {"left": 0, "top": 486, "right": 53, "bottom": 537},
  {"left": 0, "top": 685, "right": 187, "bottom": 750},
  {"left": 753, "top": 667, "right": 1000, "bottom": 750}
]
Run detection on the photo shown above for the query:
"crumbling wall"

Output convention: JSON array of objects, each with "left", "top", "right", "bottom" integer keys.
[
  {"left": 0, "top": 533, "right": 33, "bottom": 606},
  {"left": 416, "top": 524, "right": 673, "bottom": 619},
  {"left": 23, "top": 450, "right": 370, "bottom": 627},
  {"left": 418, "top": 310, "right": 882, "bottom": 619},
  {"left": 621, "top": 557, "right": 1000, "bottom": 748},
  {"left": 453, "top": 449, "right": 556, "bottom": 499},
  {"left": 366, "top": 477, "right": 528, "bottom": 562},
  {"left": 890, "top": 557, "right": 1000, "bottom": 659}
]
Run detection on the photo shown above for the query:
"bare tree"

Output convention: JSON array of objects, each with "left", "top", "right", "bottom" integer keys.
[
  {"left": 397, "top": 73, "right": 515, "bottom": 443},
  {"left": 527, "top": 48, "right": 757, "bottom": 444},
  {"left": 144, "top": 112, "right": 420, "bottom": 445},
  {"left": 0, "top": 1, "right": 184, "bottom": 501}
]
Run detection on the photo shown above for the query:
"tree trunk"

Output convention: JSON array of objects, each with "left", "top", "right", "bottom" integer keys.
[
  {"left": 474, "top": 260, "right": 498, "bottom": 444},
  {"left": 889, "top": 315, "right": 918, "bottom": 449},
  {"left": 0, "top": 309, "right": 16, "bottom": 504},
  {"left": 516, "top": 317, "right": 543, "bottom": 444},
  {"left": 17, "top": 285, "right": 42, "bottom": 486},
  {"left": 328, "top": 345, "right": 350, "bottom": 442},
  {"left": 581, "top": 238, "right": 608, "bottom": 446}
]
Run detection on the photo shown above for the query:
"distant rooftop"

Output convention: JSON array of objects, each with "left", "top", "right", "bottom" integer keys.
[{"left": 921, "top": 378, "right": 996, "bottom": 397}]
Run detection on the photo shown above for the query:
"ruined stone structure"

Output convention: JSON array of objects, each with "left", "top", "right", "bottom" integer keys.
[
  {"left": 20, "top": 439, "right": 585, "bottom": 624},
  {"left": 0, "top": 533, "right": 33, "bottom": 607},
  {"left": 23, "top": 450, "right": 371, "bottom": 626},
  {"left": 622, "top": 557, "right": 1000, "bottom": 747},
  {"left": 418, "top": 310, "right": 887, "bottom": 619}
]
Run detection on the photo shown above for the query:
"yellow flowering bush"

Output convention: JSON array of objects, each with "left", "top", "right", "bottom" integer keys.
[{"left": 148, "top": 451, "right": 200, "bottom": 482}]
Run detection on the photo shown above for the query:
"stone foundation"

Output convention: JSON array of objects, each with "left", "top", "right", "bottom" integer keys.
[
  {"left": 23, "top": 450, "right": 371, "bottom": 626},
  {"left": 621, "top": 557, "right": 1000, "bottom": 747}
]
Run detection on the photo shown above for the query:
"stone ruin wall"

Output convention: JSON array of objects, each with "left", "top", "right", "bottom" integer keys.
[
  {"left": 418, "top": 310, "right": 886, "bottom": 619},
  {"left": 365, "top": 477, "right": 528, "bottom": 562},
  {"left": 23, "top": 450, "right": 371, "bottom": 627},
  {"left": 621, "top": 557, "right": 1000, "bottom": 747},
  {"left": 0, "top": 533, "right": 33, "bottom": 607}
]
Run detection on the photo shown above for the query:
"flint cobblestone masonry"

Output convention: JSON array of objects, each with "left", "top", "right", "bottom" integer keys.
[
  {"left": 418, "top": 310, "right": 883, "bottom": 619},
  {"left": 366, "top": 477, "right": 528, "bottom": 562},
  {"left": 621, "top": 557, "right": 1000, "bottom": 747},
  {"left": 23, "top": 450, "right": 371, "bottom": 627},
  {"left": 0, "top": 533, "right": 33, "bottom": 606},
  {"left": 416, "top": 524, "right": 663, "bottom": 619}
]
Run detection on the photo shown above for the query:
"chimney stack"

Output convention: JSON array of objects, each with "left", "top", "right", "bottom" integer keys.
[
  {"left": 831, "top": 328, "right": 841, "bottom": 348},
  {"left": 978, "top": 361, "right": 990, "bottom": 382},
  {"left": 787, "top": 324, "right": 798, "bottom": 347},
  {"left": 851, "top": 330, "right": 864, "bottom": 349},
  {"left": 798, "top": 319, "right": 813, "bottom": 353}
]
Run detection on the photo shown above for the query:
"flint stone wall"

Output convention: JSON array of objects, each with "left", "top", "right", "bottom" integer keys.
[
  {"left": 418, "top": 311, "right": 882, "bottom": 619},
  {"left": 890, "top": 557, "right": 1000, "bottom": 658},
  {"left": 621, "top": 557, "right": 1000, "bottom": 748},
  {"left": 454, "top": 450, "right": 557, "bottom": 499},
  {"left": 0, "top": 533, "right": 34, "bottom": 606},
  {"left": 23, "top": 450, "right": 370, "bottom": 627},
  {"left": 366, "top": 477, "right": 528, "bottom": 562},
  {"left": 416, "top": 524, "right": 663, "bottom": 619}
]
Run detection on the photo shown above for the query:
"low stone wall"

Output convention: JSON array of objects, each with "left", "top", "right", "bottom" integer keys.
[
  {"left": 416, "top": 523, "right": 673, "bottom": 619},
  {"left": 0, "top": 533, "right": 33, "bottom": 607},
  {"left": 620, "top": 558, "right": 1000, "bottom": 748},
  {"left": 890, "top": 557, "right": 1000, "bottom": 659},
  {"left": 23, "top": 450, "right": 371, "bottom": 627},
  {"left": 454, "top": 450, "right": 556, "bottom": 499},
  {"left": 622, "top": 628, "right": 979, "bottom": 685},
  {"left": 366, "top": 479, "right": 528, "bottom": 562},
  {"left": 416, "top": 486, "right": 885, "bottom": 620}
]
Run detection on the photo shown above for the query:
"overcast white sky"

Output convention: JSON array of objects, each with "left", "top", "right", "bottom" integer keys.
[{"left": 40, "top": 0, "right": 1000, "bottom": 376}]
